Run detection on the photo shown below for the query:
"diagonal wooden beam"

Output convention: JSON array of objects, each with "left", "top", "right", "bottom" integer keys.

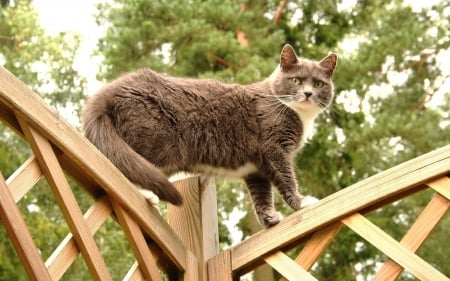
[
  {"left": 296, "top": 221, "right": 342, "bottom": 270},
  {"left": 112, "top": 200, "right": 163, "bottom": 281},
  {"left": 19, "top": 117, "right": 112, "bottom": 281},
  {"left": 278, "top": 222, "right": 342, "bottom": 281},
  {"left": 0, "top": 172, "right": 52, "bottom": 281},
  {"left": 342, "top": 213, "right": 448, "bottom": 281},
  {"left": 231, "top": 145, "right": 449, "bottom": 274},
  {"left": 6, "top": 156, "right": 42, "bottom": 202},
  {"left": 426, "top": 176, "right": 450, "bottom": 200},
  {"left": 123, "top": 261, "right": 144, "bottom": 281},
  {"left": 46, "top": 196, "right": 113, "bottom": 280},
  {"left": 265, "top": 251, "right": 317, "bottom": 281},
  {"left": 0, "top": 66, "right": 187, "bottom": 270},
  {"left": 372, "top": 192, "right": 449, "bottom": 281}
]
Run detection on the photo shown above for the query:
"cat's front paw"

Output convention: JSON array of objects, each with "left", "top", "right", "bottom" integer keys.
[
  {"left": 258, "top": 210, "right": 283, "bottom": 228},
  {"left": 301, "top": 196, "right": 319, "bottom": 208}
]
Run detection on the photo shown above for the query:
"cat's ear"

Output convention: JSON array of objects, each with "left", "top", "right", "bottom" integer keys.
[
  {"left": 319, "top": 53, "right": 337, "bottom": 77},
  {"left": 280, "top": 44, "right": 298, "bottom": 71}
]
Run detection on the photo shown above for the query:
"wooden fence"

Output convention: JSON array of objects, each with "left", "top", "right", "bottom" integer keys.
[{"left": 0, "top": 66, "right": 449, "bottom": 280}]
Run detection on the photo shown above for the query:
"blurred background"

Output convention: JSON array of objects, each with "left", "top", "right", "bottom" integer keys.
[{"left": 1, "top": 0, "right": 449, "bottom": 280}]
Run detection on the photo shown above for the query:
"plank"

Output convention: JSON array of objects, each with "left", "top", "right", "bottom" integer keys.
[
  {"left": 0, "top": 172, "right": 52, "bottom": 281},
  {"left": 46, "top": 196, "right": 113, "bottom": 280},
  {"left": 123, "top": 262, "right": 144, "bottom": 281},
  {"left": 294, "top": 222, "right": 342, "bottom": 270},
  {"left": 19, "top": 119, "right": 112, "bottom": 281},
  {"left": 0, "top": 66, "right": 187, "bottom": 270},
  {"left": 231, "top": 145, "right": 450, "bottom": 273},
  {"left": 426, "top": 176, "right": 450, "bottom": 200},
  {"left": 112, "top": 200, "right": 163, "bottom": 281},
  {"left": 264, "top": 251, "right": 317, "bottom": 281},
  {"left": 6, "top": 156, "right": 42, "bottom": 202},
  {"left": 207, "top": 250, "right": 233, "bottom": 281},
  {"left": 168, "top": 175, "right": 219, "bottom": 280},
  {"left": 372, "top": 193, "right": 450, "bottom": 281},
  {"left": 342, "top": 213, "right": 448, "bottom": 281},
  {"left": 184, "top": 250, "right": 199, "bottom": 281}
]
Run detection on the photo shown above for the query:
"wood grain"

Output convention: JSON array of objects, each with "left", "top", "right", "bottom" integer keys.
[
  {"left": 46, "top": 196, "right": 113, "bottom": 279},
  {"left": 207, "top": 250, "right": 233, "bottom": 281},
  {"left": 427, "top": 176, "right": 450, "bottom": 200},
  {"left": 0, "top": 172, "right": 52, "bottom": 281},
  {"left": 342, "top": 213, "right": 448, "bottom": 281},
  {"left": 168, "top": 175, "right": 219, "bottom": 280},
  {"left": 293, "top": 222, "right": 342, "bottom": 271},
  {"left": 112, "top": 200, "right": 163, "bottom": 281},
  {"left": 20, "top": 119, "right": 112, "bottom": 280},
  {"left": 0, "top": 66, "right": 187, "bottom": 270},
  {"left": 264, "top": 251, "right": 317, "bottom": 281},
  {"left": 372, "top": 193, "right": 450, "bottom": 281},
  {"left": 6, "top": 156, "right": 42, "bottom": 202},
  {"left": 231, "top": 145, "right": 450, "bottom": 274}
]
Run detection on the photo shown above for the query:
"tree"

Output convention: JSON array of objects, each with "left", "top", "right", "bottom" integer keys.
[
  {"left": 95, "top": 0, "right": 450, "bottom": 279},
  {"left": 0, "top": 0, "right": 88, "bottom": 279}
]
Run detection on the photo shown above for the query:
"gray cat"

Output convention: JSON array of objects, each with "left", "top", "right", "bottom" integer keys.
[{"left": 82, "top": 44, "right": 337, "bottom": 227}]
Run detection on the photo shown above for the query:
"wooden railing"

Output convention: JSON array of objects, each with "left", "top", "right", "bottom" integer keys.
[{"left": 0, "top": 66, "right": 449, "bottom": 281}]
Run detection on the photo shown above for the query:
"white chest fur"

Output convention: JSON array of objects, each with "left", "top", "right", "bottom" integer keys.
[{"left": 297, "top": 110, "right": 317, "bottom": 144}]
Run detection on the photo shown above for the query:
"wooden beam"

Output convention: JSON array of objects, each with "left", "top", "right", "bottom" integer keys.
[
  {"left": 46, "top": 196, "right": 113, "bottom": 280},
  {"left": 19, "top": 119, "right": 112, "bottom": 280},
  {"left": 0, "top": 172, "right": 52, "bottom": 281},
  {"left": 427, "top": 176, "right": 450, "bottom": 200},
  {"left": 123, "top": 262, "right": 144, "bottom": 281},
  {"left": 184, "top": 250, "right": 199, "bottom": 281},
  {"left": 0, "top": 66, "right": 187, "bottom": 271},
  {"left": 168, "top": 175, "right": 219, "bottom": 280},
  {"left": 342, "top": 213, "right": 448, "bottom": 281},
  {"left": 265, "top": 251, "right": 317, "bottom": 281},
  {"left": 112, "top": 200, "right": 163, "bottom": 281},
  {"left": 292, "top": 222, "right": 342, "bottom": 271},
  {"left": 6, "top": 156, "right": 42, "bottom": 202},
  {"left": 231, "top": 145, "right": 450, "bottom": 274},
  {"left": 372, "top": 193, "right": 449, "bottom": 281},
  {"left": 207, "top": 250, "right": 233, "bottom": 281}
]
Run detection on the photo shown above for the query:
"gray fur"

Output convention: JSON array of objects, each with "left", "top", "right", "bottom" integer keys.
[{"left": 82, "top": 44, "right": 337, "bottom": 227}]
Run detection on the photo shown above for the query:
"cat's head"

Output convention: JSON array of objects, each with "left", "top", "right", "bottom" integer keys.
[{"left": 268, "top": 44, "right": 337, "bottom": 118}]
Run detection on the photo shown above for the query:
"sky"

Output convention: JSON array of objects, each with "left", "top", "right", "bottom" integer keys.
[{"left": 33, "top": 0, "right": 104, "bottom": 94}]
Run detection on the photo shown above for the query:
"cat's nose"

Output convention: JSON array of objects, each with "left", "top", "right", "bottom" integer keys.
[{"left": 304, "top": 92, "right": 313, "bottom": 98}]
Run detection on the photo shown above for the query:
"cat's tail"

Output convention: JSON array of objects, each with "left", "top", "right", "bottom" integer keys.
[{"left": 82, "top": 94, "right": 183, "bottom": 206}]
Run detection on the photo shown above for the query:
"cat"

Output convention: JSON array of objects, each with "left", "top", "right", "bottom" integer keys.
[{"left": 82, "top": 44, "right": 337, "bottom": 227}]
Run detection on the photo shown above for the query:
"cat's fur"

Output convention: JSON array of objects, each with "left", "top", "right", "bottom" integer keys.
[{"left": 82, "top": 44, "right": 337, "bottom": 227}]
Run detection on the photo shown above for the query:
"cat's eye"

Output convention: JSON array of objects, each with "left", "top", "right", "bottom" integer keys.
[
  {"left": 292, "top": 77, "right": 302, "bottom": 85},
  {"left": 314, "top": 80, "right": 325, "bottom": 88}
]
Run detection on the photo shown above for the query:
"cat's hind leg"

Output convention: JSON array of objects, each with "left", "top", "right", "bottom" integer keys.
[{"left": 244, "top": 173, "right": 282, "bottom": 228}]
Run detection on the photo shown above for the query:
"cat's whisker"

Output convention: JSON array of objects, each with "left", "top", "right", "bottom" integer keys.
[{"left": 266, "top": 103, "right": 287, "bottom": 119}]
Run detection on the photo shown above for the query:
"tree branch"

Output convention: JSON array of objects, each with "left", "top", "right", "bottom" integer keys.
[{"left": 273, "top": 0, "right": 288, "bottom": 24}]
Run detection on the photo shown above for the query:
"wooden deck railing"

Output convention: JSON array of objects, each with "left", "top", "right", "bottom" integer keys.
[{"left": 0, "top": 65, "right": 449, "bottom": 281}]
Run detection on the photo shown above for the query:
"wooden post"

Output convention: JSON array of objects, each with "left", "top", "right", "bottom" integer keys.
[
  {"left": 168, "top": 175, "right": 219, "bottom": 280},
  {"left": 207, "top": 250, "right": 233, "bottom": 281}
]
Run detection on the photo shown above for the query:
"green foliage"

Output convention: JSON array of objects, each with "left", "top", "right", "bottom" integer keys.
[
  {"left": 0, "top": 0, "right": 449, "bottom": 280},
  {"left": 96, "top": 0, "right": 284, "bottom": 82},
  {"left": 0, "top": 0, "right": 86, "bottom": 116},
  {"left": 95, "top": 0, "right": 449, "bottom": 279}
]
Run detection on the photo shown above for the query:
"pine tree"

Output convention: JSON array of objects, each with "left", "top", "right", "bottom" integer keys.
[{"left": 94, "top": 0, "right": 450, "bottom": 280}]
